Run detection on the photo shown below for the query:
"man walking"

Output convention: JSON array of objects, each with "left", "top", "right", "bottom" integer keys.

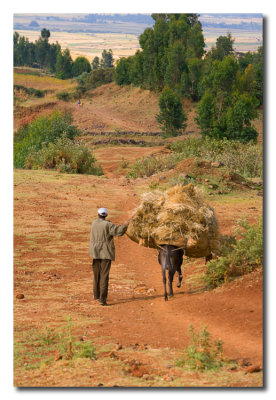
[{"left": 89, "top": 207, "right": 130, "bottom": 306}]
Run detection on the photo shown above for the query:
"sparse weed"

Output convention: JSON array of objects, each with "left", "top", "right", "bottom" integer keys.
[
  {"left": 148, "top": 181, "right": 160, "bottom": 189},
  {"left": 38, "top": 326, "right": 58, "bottom": 346},
  {"left": 119, "top": 157, "right": 129, "bottom": 169},
  {"left": 176, "top": 324, "right": 225, "bottom": 371}
]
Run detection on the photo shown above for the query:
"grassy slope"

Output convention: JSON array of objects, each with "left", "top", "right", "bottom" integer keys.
[{"left": 13, "top": 71, "right": 262, "bottom": 140}]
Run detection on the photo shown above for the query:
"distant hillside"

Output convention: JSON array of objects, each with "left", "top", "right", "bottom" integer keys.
[
  {"left": 14, "top": 13, "right": 262, "bottom": 35},
  {"left": 14, "top": 13, "right": 154, "bottom": 35},
  {"left": 75, "top": 14, "right": 154, "bottom": 25},
  {"left": 200, "top": 13, "right": 263, "bottom": 31}
]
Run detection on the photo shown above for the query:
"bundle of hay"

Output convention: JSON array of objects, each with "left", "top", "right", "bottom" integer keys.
[{"left": 127, "top": 183, "right": 221, "bottom": 258}]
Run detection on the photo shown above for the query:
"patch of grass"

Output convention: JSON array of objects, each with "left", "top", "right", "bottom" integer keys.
[
  {"left": 148, "top": 181, "right": 160, "bottom": 190},
  {"left": 14, "top": 318, "right": 97, "bottom": 371},
  {"left": 170, "top": 137, "right": 263, "bottom": 179},
  {"left": 14, "top": 84, "right": 45, "bottom": 98},
  {"left": 167, "top": 174, "right": 197, "bottom": 188},
  {"left": 127, "top": 153, "right": 182, "bottom": 178}
]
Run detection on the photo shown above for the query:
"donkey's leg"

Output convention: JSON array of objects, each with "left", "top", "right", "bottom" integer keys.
[
  {"left": 176, "top": 266, "right": 183, "bottom": 288},
  {"left": 162, "top": 268, "right": 168, "bottom": 301},
  {"left": 168, "top": 270, "right": 175, "bottom": 297}
]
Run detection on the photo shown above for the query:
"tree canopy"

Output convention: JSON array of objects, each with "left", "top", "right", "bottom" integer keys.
[{"left": 115, "top": 13, "right": 205, "bottom": 97}]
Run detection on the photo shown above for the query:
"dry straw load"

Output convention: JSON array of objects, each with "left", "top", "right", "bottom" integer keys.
[{"left": 127, "top": 183, "right": 220, "bottom": 258}]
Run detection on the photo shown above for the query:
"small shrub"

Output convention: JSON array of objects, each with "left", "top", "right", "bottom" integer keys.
[
  {"left": 232, "top": 217, "right": 263, "bottom": 269},
  {"left": 57, "top": 317, "right": 96, "bottom": 361},
  {"left": 203, "top": 257, "right": 230, "bottom": 289},
  {"left": 204, "top": 217, "right": 263, "bottom": 289},
  {"left": 56, "top": 90, "right": 72, "bottom": 102},
  {"left": 176, "top": 324, "right": 224, "bottom": 371},
  {"left": 119, "top": 157, "right": 129, "bottom": 169},
  {"left": 74, "top": 341, "right": 97, "bottom": 359},
  {"left": 73, "top": 68, "right": 114, "bottom": 94}
]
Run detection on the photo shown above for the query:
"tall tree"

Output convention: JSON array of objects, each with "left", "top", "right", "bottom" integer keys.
[
  {"left": 207, "top": 33, "right": 234, "bottom": 61},
  {"left": 41, "top": 28, "right": 50, "bottom": 40},
  {"left": 196, "top": 55, "right": 258, "bottom": 142},
  {"left": 72, "top": 56, "right": 91, "bottom": 77},
  {"left": 114, "top": 13, "right": 205, "bottom": 97},
  {"left": 92, "top": 56, "right": 100, "bottom": 70},
  {"left": 55, "top": 49, "right": 73, "bottom": 79},
  {"left": 100, "top": 49, "right": 114, "bottom": 68},
  {"left": 156, "top": 86, "right": 187, "bottom": 137}
]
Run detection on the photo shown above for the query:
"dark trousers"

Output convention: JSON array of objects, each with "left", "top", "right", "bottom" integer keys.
[{"left": 92, "top": 259, "right": 112, "bottom": 303}]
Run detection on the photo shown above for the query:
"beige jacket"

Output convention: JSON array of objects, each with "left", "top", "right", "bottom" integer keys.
[{"left": 89, "top": 218, "right": 127, "bottom": 261}]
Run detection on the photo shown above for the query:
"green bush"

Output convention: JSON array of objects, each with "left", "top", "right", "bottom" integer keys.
[
  {"left": 204, "top": 217, "right": 263, "bottom": 289},
  {"left": 73, "top": 68, "right": 114, "bottom": 93},
  {"left": 27, "top": 134, "right": 103, "bottom": 175},
  {"left": 176, "top": 324, "right": 224, "bottom": 371},
  {"left": 14, "top": 111, "right": 79, "bottom": 168},
  {"left": 170, "top": 137, "right": 263, "bottom": 179},
  {"left": 56, "top": 90, "right": 72, "bottom": 102}
]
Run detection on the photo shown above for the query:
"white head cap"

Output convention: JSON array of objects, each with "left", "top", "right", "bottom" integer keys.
[{"left": 98, "top": 207, "right": 108, "bottom": 217}]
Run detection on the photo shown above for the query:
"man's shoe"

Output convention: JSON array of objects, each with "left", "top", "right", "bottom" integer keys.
[{"left": 99, "top": 301, "right": 107, "bottom": 306}]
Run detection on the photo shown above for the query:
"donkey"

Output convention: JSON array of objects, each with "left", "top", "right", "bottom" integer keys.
[{"left": 158, "top": 244, "right": 184, "bottom": 301}]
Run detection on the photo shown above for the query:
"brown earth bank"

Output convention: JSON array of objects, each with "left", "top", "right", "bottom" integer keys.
[
  {"left": 13, "top": 147, "right": 263, "bottom": 387},
  {"left": 13, "top": 81, "right": 202, "bottom": 136}
]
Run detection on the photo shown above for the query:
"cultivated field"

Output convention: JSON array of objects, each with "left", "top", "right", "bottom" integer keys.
[
  {"left": 13, "top": 72, "right": 263, "bottom": 387},
  {"left": 14, "top": 30, "right": 141, "bottom": 61},
  {"left": 14, "top": 24, "right": 262, "bottom": 62}
]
